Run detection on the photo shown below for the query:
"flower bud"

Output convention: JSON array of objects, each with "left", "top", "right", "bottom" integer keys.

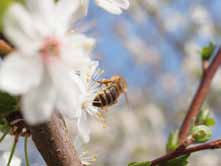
[
  {"left": 191, "top": 125, "right": 212, "bottom": 143},
  {"left": 200, "top": 42, "right": 215, "bottom": 61}
]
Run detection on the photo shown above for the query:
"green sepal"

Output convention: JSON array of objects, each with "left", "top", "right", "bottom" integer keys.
[{"left": 128, "top": 161, "right": 151, "bottom": 166}]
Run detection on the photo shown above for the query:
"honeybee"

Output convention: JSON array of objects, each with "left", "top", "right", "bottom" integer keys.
[{"left": 92, "top": 75, "right": 129, "bottom": 110}]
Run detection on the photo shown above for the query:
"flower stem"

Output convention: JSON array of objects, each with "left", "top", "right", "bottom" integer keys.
[
  {"left": 24, "top": 136, "right": 30, "bottom": 166},
  {"left": 7, "top": 136, "right": 18, "bottom": 166}
]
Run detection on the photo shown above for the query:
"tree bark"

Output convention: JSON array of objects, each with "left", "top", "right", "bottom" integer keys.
[
  {"left": 29, "top": 112, "right": 82, "bottom": 166},
  {"left": 178, "top": 48, "right": 221, "bottom": 143}
]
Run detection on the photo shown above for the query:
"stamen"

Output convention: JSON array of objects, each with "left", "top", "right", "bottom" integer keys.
[
  {"left": 39, "top": 37, "right": 61, "bottom": 61},
  {"left": 80, "top": 150, "right": 97, "bottom": 166}
]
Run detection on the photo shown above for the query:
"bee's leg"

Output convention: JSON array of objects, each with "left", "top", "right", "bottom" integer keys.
[
  {"left": 96, "top": 79, "right": 113, "bottom": 85},
  {"left": 101, "top": 107, "right": 108, "bottom": 112},
  {"left": 96, "top": 111, "right": 107, "bottom": 128}
]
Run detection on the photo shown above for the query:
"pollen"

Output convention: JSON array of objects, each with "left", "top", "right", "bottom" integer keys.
[{"left": 40, "top": 37, "right": 61, "bottom": 59}]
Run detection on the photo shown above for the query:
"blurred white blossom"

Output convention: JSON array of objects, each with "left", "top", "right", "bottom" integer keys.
[
  {"left": 0, "top": 0, "right": 95, "bottom": 124},
  {"left": 80, "top": 0, "right": 129, "bottom": 15},
  {"left": 95, "top": 0, "right": 129, "bottom": 14},
  {"left": 75, "top": 138, "right": 97, "bottom": 165},
  {"left": 212, "top": 69, "right": 221, "bottom": 91},
  {"left": 144, "top": 104, "right": 165, "bottom": 130},
  {"left": 0, "top": 134, "right": 21, "bottom": 166},
  {"left": 0, "top": 152, "right": 21, "bottom": 166},
  {"left": 163, "top": 11, "right": 188, "bottom": 32},
  {"left": 183, "top": 41, "right": 201, "bottom": 74},
  {"left": 190, "top": 152, "right": 221, "bottom": 166},
  {"left": 190, "top": 5, "right": 215, "bottom": 38}
]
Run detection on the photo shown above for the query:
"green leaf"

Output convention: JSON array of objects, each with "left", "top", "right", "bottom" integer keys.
[
  {"left": 205, "top": 118, "right": 215, "bottom": 126},
  {"left": 196, "top": 107, "right": 215, "bottom": 127},
  {"left": 160, "top": 155, "right": 189, "bottom": 166},
  {"left": 128, "top": 161, "right": 151, "bottom": 166},
  {"left": 0, "top": 118, "right": 9, "bottom": 133},
  {"left": 0, "top": 91, "right": 18, "bottom": 115},
  {"left": 196, "top": 107, "right": 210, "bottom": 124},
  {"left": 0, "top": 0, "right": 13, "bottom": 32},
  {"left": 166, "top": 131, "right": 179, "bottom": 152},
  {"left": 200, "top": 42, "right": 215, "bottom": 60}
]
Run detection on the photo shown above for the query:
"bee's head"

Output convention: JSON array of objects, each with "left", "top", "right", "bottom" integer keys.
[{"left": 111, "top": 75, "right": 127, "bottom": 92}]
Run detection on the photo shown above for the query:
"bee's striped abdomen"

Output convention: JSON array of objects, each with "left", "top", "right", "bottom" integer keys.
[{"left": 92, "top": 84, "right": 120, "bottom": 108}]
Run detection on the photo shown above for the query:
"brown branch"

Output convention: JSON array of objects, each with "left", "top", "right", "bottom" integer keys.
[
  {"left": 151, "top": 139, "right": 221, "bottom": 166},
  {"left": 178, "top": 48, "right": 221, "bottom": 143},
  {"left": 0, "top": 39, "right": 13, "bottom": 55},
  {"left": 29, "top": 112, "right": 82, "bottom": 166}
]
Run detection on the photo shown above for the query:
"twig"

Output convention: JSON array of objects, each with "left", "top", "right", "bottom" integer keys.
[
  {"left": 151, "top": 139, "right": 221, "bottom": 166},
  {"left": 29, "top": 112, "right": 82, "bottom": 166},
  {"left": 178, "top": 48, "right": 221, "bottom": 143},
  {"left": 0, "top": 39, "right": 13, "bottom": 55}
]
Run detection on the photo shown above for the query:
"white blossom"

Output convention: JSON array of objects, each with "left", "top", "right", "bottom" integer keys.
[
  {"left": 76, "top": 61, "right": 105, "bottom": 142},
  {"left": 0, "top": 0, "right": 95, "bottom": 124},
  {"left": 80, "top": 0, "right": 130, "bottom": 15},
  {"left": 74, "top": 137, "right": 96, "bottom": 165}
]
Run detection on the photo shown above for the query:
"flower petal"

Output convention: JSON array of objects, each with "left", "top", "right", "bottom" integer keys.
[
  {"left": 27, "top": 0, "right": 55, "bottom": 20},
  {"left": 61, "top": 33, "right": 95, "bottom": 70},
  {"left": 114, "top": 0, "right": 129, "bottom": 9},
  {"left": 95, "top": 0, "right": 122, "bottom": 14},
  {"left": 26, "top": 0, "right": 59, "bottom": 38},
  {"left": 71, "top": 0, "right": 89, "bottom": 23},
  {"left": 48, "top": 60, "right": 82, "bottom": 118},
  {"left": 56, "top": 0, "right": 81, "bottom": 27},
  {"left": 77, "top": 111, "right": 90, "bottom": 143},
  {"left": 0, "top": 52, "right": 43, "bottom": 95},
  {"left": 4, "top": 4, "right": 41, "bottom": 53},
  {"left": 67, "top": 33, "right": 96, "bottom": 54},
  {"left": 22, "top": 71, "right": 56, "bottom": 124}
]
